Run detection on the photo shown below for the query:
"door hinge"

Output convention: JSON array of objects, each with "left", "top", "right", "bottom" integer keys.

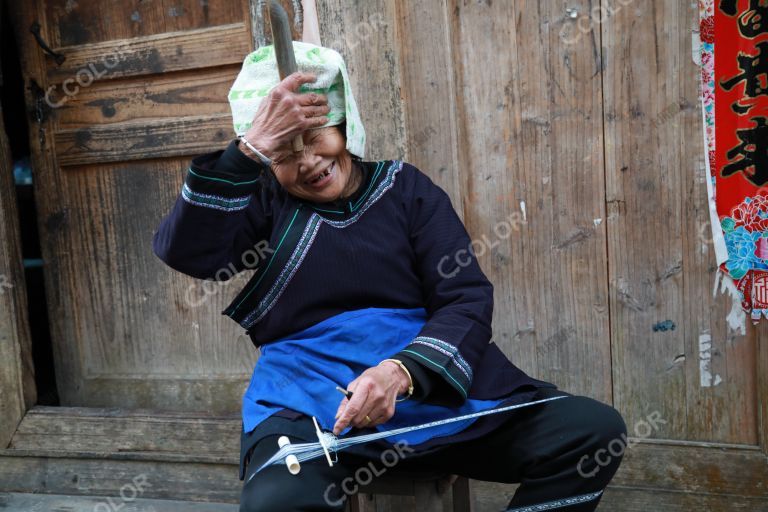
[
  {"left": 28, "top": 79, "right": 53, "bottom": 125},
  {"left": 29, "top": 21, "right": 66, "bottom": 65}
]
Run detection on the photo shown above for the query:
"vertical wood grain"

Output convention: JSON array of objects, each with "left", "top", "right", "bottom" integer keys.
[
  {"left": 602, "top": 0, "right": 758, "bottom": 444},
  {"left": 449, "top": 0, "right": 611, "bottom": 400},
  {"left": 759, "top": 316, "right": 768, "bottom": 455},
  {"left": 0, "top": 94, "right": 36, "bottom": 448},
  {"left": 8, "top": 0, "right": 258, "bottom": 413},
  {"left": 391, "top": 0, "right": 464, "bottom": 209},
  {"left": 317, "top": 0, "right": 406, "bottom": 161},
  {"left": 4, "top": 0, "right": 766, "bottom": 507},
  {"left": 603, "top": 0, "right": 686, "bottom": 442},
  {"left": 680, "top": 0, "right": 760, "bottom": 445}
]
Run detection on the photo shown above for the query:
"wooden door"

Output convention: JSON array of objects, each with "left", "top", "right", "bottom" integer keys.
[
  {"left": 9, "top": 0, "right": 259, "bottom": 414},
  {"left": 322, "top": 0, "right": 768, "bottom": 509},
  {"left": 600, "top": 1, "right": 768, "bottom": 508},
  {"left": 4, "top": 0, "right": 767, "bottom": 508},
  {"left": 0, "top": 37, "right": 36, "bottom": 449}
]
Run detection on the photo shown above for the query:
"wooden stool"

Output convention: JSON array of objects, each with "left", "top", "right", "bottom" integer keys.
[{"left": 345, "top": 473, "right": 473, "bottom": 512}]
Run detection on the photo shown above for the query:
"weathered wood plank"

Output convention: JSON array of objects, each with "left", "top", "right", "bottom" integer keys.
[
  {"left": 451, "top": 476, "right": 473, "bottom": 512},
  {"left": 678, "top": 0, "right": 763, "bottom": 446},
  {"left": 473, "top": 481, "right": 768, "bottom": 512},
  {"left": 450, "top": 0, "right": 611, "bottom": 400},
  {"left": 473, "top": 437, "right": 768, "bottom": 509},
  {"left": 0, "top": 60, "right": 36, "bottom": 447},
  {"left": 413, "top": 480, "right": 448, "bottom": 510},
  {"left": 44, "top": 0, "right": 246, "bottom": 47},
  {"left": 599, "top": 487, "right": 768, "bottom": 512},
  {"left": 609, "top": 439, "right": 767, "bottom": 497},
  {"left": 55, "top": 67, "right": 239, "bottom": 128},
  {"left": 392, "top": 0, "right": 464, "bottom": 210},
  {"left": 347, "top": 493, "right": 378, "bottom": 512},
  {"left": 601, "top": 0, "right": 758, "bottom": 445},
  {"left": 46, "top": 23, "right": 250, "bottom": 83},
  {"left": 54, "top": 115, "right": 232, "bottom": 166},
  {"left": 9, "top": 406, "right": 240, "bottom": 456},
  {"left": 317, "top": 0, "right": 405, "bottom": 161},
  {"left": 347, "top": 476, "right": 458, "bottom": 512},
  {"left": 0, "top": 493, "right": 238, "bottom": 512},
  {"left": 50, "top": 376, "right": 253, "bottom": 416},
  {"left": 0, "top": 455, "right": 242, "bottom": 503}
]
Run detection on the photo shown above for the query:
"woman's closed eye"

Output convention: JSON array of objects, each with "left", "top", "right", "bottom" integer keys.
[
  {"left": 272, "top": 137, "right": 320, "bottom": 165},
  {"left": 271, "top": 152, "right": 295, "bottom": 165}
]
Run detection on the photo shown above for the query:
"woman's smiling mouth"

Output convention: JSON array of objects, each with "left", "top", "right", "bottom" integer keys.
[{"left": 305, "top": 161, "right": 335, "bottom": 189}]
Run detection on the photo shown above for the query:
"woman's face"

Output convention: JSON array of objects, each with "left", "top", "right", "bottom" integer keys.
[{"left": 269, "top": 126, "right": 355, "bottom": 203}]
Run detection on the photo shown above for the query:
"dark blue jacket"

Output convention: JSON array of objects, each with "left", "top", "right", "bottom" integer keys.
[{"left": 152, "top": 139, "right": 555, "bottom": 407}]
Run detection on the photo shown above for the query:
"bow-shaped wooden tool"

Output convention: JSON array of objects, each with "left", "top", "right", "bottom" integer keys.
[{"left": 267, "top": 0, "right": 304, "bottom": 152}]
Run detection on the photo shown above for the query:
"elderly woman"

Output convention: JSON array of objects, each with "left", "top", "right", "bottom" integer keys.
[{"left": 153, "top": 42, "right": 626, "bottom": 512}]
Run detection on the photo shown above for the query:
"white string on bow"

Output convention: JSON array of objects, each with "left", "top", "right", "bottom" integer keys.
[{"left": 248, "top": 395, "right": 569, "bottom": 480}]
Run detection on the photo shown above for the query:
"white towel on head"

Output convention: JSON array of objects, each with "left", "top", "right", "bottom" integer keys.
[{"left": 228, "top": 41, "right": 366, "bottom": 158}]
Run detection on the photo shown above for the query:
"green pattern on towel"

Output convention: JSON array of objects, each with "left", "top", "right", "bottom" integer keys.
[{"left": 228, "top": 41, "right": 366, "bottom": 158}]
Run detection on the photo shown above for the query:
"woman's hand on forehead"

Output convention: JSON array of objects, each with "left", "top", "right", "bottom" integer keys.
[{"left": 242, "top": 72, "right": 331, "bottom": 158}]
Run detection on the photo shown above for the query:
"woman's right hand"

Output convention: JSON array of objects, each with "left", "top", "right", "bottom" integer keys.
[{"left": 242, "top": 72, "right": 331, "bottom": 157}]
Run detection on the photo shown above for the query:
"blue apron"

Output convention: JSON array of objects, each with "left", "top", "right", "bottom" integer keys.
[{"left": 242, "top": 307, "right": 504, "bottom": 445}]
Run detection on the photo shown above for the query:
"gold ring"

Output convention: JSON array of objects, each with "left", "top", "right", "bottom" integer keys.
[{"left": 364, "top": 415, "right": 372, "bottom": 424}]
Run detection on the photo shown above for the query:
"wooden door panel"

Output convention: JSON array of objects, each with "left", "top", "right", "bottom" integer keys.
[
  {"left": 43, "top": 0, "right": 245, "bottom": 47},
  {"left": 46, "top": 23, "right": 250, "bottom": 84},
  {"left": 10, "top": 0, "right": 257, "bottom": 413},
  {"left": 317, "top": 0, "right": 405, "bottom": 161},
  {"left": 0, "top": 81, "right": 36, "bottom": 448},
  {"left": 5, "top": 0, "right": 766, "bottom": 507},
  {"left": 54, "top": 116, "right": 232, "bottom": 165},
  {"left": 55, "top": 70, "right": 237, "bottom": 126},
  {"left": 602, "top": 0, "right": 763, "bottom": 446},
  {"left": 449, "top": 0, "right": 612, "bottom": 401},
  {"left": 48, "top": 158, "right": 257, "bottom": 412}
]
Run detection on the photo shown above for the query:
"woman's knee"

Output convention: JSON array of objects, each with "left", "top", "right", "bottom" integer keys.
[
  {"left": 239, "top": 474, "right": 284, "bottom": 512},
  {"left": 590, "top": 399, "right": 628, "bottom": 446},
  {"left": 239, "top": 465, "right": 347, "bottom": 512},
  {"left": 571, "top": 398, "right": 628, "bottom": 479}
]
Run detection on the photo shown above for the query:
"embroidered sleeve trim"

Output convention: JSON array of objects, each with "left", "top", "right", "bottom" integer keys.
[
  {"left": 181, "top": 183, "right": 251, "bottom": 211},
  {"left": 399, "top": 348, "right": 469, "bottom": 398},
  {"left": 188, "top": 167, "right": 260, "bottom": 186},
  {"left": 184, "top": 165, "right": 262, "bottom": 201},
  {"left": 410, "top": 336, "right": 473, "bottom": 382}
]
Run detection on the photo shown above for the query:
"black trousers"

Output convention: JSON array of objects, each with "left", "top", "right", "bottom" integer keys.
[{"left": 239, "top": 387, "right": 627, "bottom": 512}]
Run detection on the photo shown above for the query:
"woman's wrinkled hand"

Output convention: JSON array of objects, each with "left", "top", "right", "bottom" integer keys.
[
  {"left": 333, "top": 361, "right": 411, "bottom": 435},
  {"left": 243, "top": 72, "right": 331, "bottom": 156}
]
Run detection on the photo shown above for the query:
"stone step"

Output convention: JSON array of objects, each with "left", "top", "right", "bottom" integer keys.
[{"left": 0, "top": 492, "right": 238, "bottom": 512}]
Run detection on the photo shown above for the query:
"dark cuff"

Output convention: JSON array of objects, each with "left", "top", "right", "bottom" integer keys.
[
  {"left": 182, "top": 140, "right": 268, "bottom": 210},
  {"left": 216, "top": 138, "right": 271, "bottom": 175},
  {"left": 395, "top": 349, "right": 467, "bottom": 407},
  {"left": 396, "top": 355, "right": 434, "bottom": 401}
]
